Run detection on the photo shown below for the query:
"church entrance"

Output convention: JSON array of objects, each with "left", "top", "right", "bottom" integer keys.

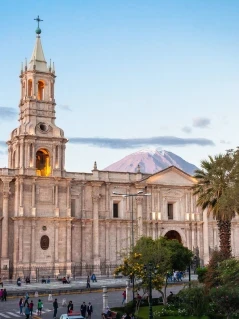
[
  {"left": 164, "top": 230, "right": 182, "bottom": 243},
  {"left": 36, "top": 149, "right": 51, "bottom": 176}
]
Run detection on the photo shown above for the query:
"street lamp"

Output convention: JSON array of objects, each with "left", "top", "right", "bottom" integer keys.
[
  {"left": 112, "top": 190, "right": 151, "bottom": 301},
  {"left": 144, "top": 263, "right": 155, "bottom": 319}
]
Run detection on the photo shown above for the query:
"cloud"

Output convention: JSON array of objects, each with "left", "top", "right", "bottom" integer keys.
[
  {"left": 68, "top": 136, "right": 215, "bottom": 149},
  {"left": 193, "top": 117, "right": 211, "bottom": 128},
  {"left": 220, "top": 140, "right": 230, "bottom": 144},
  {"left": 0, "top": 107, "right": 17, "bottom": 120},
  {"left": 182, "top": 126, "right": 192, "bottom": 133},
  {"left": 57, "top": 104, "right": 72, "bottom": 111}
]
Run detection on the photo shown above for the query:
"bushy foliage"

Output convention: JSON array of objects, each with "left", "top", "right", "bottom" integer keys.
[
  {"left": 217, "top": 258, "right": 239, "bottom": 288},
  {"left": 209, "top": 286, "right": 239, "bottom": 318},
  {"left": 196, "top": 267, "right": 208, "bottom": 283},
  {"left": 177, "top": 284, "right": 209, "bottom": 318}
]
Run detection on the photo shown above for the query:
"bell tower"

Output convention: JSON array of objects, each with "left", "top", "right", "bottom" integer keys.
[{"left": 8, "top": 16, "right": 67, "bottom": 177}]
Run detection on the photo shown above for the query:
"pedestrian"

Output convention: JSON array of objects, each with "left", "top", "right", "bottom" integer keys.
[
  {"left": 17, "top": 277, "right": 21, "bottom": 287},
  {"left": 122, "top": 290, "right": 126, "bottom": 305},
  {"left": 87, "top": 302, "right": 93, "bottom": 319},
  {"left": 80, "top": 301, "right": 87, "bottom": 318},
  {"left": 37, "top": 299, "right": 43, "bottom": 316},
  {"left": 0, "top": 289, "right": 3, "bottom": 301},
  {"left": 53, "top": 298, "right": 58, "bottom": 319},
  {"left": 3, "top": 289, "right": 7, "bottom": 301},
  {"left": 25, "top": 305, "right": 30, "bottom": 319},
  {"left": 86, "top": 276, "right": 90, "bottom": 288},
  {"left": 19, "top": 298, "right": 24, "bottom": 315},
  {"left": 24, "top": 293, "right": 29, "bottom": 306},
  {"left": 29, "top": 300, "right": 34, "bottom": 316},
  {"left": 91, "top": 274, "right": 97, "bottom": 282},
  {"left": 67, "top": 300, "right": 73, "bottom": 314}
]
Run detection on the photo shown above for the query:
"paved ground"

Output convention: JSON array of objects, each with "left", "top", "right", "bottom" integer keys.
[
  {"left": 1, "top": 274, "right": 197, "bottom": 296},
  {"left": 0, "top": 285, "right": 185, "bottom": 319}
]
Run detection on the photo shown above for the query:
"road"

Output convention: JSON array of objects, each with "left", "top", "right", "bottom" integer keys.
[{"left": 0, "top": 285, "right": 183, "bottom": 319}]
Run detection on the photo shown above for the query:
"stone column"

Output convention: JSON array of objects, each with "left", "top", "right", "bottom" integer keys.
[
  {"left": 92, "top": 195, "right": 100, "bottom": 264},
  {"left": 102, "top": 286, "right": 108, "bottom": 309},
  {"left": 31, "top": 181, "right": 36, "bottom": 216},
  {"left": 66, "top": 221, "right": 72, "bottom": 262},
  {"left": 19, "top": 221, "right": 24, "bottom": 263},
  {"left": 31, "top": 220, "right": 36, "bottom": 264},
  {"left": 105, "top": 222, "right": 110, "bottom": 263},
  {"left": 66, "top": 181, "right": 71, "bottom": 217},
  {"left": 136, "top": 196, "right": 143, "bottom": 238},
  {"left": 54, "top": 221, "right": 59, "bottom": 263},
  {"left": 19, "top": 179, "right": 24, "bottom": 216},
  {"left": 116, "top": 222, "right": 121, "bottom": 263},
  {"left": 1, "top": 178, "right": 11, "bottom": 273},
  {"left": 13, "top": 219, "right": 19, "bottom": 276},
  {"left": 54, "top": 182, "right": 59, "bottom": 217}
]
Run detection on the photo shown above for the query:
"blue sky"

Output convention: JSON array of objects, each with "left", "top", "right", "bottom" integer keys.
[{"left": 0, "top": 0, "right": 238, "bottom": 172}]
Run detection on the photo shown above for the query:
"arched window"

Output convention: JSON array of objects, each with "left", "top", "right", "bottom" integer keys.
[
  {"left": 37, "top": 80, "right": 44, "bottom": 100},
  {"left": 36, "top": 148, "right": 51, "bottom": 176},
  {"left": 28, "top": 79, "right": 32, "bottom": 96}
]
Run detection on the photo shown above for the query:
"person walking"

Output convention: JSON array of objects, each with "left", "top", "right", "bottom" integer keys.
[
  {"left": 86, "top": 276, "right": 90, "bottom": 288},
  {"left": 67, "top": 301, "right": 74, "bottom": 314},
  {"left": 80, "top": 301, "right": 87, "bottom": 318},
  {"left": 87, "top": 302, "right": 93, "bottom": 319},
  {"left": 2, "top": 289, "right": 7, "bottom": 301},
  {"left": 53, "top": 298, "right": 58, "bottom": 319},
  {"left": 25, "top": 305, "right": 30, "bottom": 319},
  {"left": 29, "top": 300, "right": 34, "bottom": 316},
  {"left": 122, "top": 290, "right": 126, "bottom": 305},
  {"left": 0, "top": 289, "right": 3, "bottom": 301},
  {"left": 37, "top": 299, "right": 43, "bottom": 316},
  {"left": 19, "top": 298, "right": 24, "bottom": 315}
]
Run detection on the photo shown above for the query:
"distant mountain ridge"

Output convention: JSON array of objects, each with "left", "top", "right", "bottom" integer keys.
[{"left": 103, "top": 149, "right": 198, "bottom": 175}]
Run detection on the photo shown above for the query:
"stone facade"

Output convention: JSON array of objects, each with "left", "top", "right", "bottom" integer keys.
[{"left": 1, "top": 31, "right": 239, "bottom": 279}]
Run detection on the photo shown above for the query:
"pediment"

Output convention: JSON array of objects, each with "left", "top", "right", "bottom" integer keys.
[{"left": 141, "top": 166, "right": 197, "bottom": 187}]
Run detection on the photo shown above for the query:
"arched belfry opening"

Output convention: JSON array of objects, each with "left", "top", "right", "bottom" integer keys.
[
  {"left": 28, "top": 79, "right": 33, "bottom": 96},
  {"left": 38, "top": 80, "right": 44, "bottom": 100},
  {"left": 36, "top": 148, "right": 51, "bottom": 176},
  {"left": 164, "top": 230, "right": 182, "bottom": 243}
]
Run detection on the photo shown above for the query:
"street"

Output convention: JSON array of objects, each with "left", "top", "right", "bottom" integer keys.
[{"left": 0, "top": 285, "right": 183, "bottom": 319}]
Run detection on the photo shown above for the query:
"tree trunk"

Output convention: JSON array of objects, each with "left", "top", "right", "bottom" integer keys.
[{"left": 217, "top": 219, "right": 232, "bottom": 259}]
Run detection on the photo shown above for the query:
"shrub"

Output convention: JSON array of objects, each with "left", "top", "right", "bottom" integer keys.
[{"left": 196, "top": 267, "right": 208, "bottom": 283}]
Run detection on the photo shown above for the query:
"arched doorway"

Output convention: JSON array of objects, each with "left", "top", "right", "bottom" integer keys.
[
  {"left": 36, "top": 149, "right": 51, "bottom": 176},
  {"left": 164, "top": 230, "right": 182, "bottom": 243}
]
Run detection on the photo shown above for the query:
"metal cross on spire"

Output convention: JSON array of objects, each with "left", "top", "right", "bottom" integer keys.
[
  {"left": 34, "top": 15, "right": 43, "bottom": 35},
  {"left": 34, "top": 15, "right": 43, "bottom": 28}
]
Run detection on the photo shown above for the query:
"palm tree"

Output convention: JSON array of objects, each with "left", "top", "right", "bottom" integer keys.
[{"left": 193, "top": 152, "right": 237, "bottom": 259}]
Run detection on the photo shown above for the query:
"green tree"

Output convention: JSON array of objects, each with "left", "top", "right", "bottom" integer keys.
[
  {"left": 114, "top": 236, "right": 193, "bottom": 304},
  {"left": 193, "top": 153, "right": 237, "bottom": 258}
]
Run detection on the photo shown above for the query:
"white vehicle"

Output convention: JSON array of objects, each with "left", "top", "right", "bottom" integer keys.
[{"left": 60, "top": 313, "right": 84, "bottom": 319}]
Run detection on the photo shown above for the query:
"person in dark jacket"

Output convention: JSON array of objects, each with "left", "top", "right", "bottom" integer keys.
[
  {"left": 87, "top": 302, "right": 93, "bottom": 319},
  {"left": 67, "top": 301, "right": 74, "bottom": 314},
  {"left": 53, "top": 298, "right": 58, "bottom": 319},
  {"left": 3, "top": 289, "right": 7, "bottom": 301},
  {"left": 80, "top": 302, "right": 87, "bottom": 318}
]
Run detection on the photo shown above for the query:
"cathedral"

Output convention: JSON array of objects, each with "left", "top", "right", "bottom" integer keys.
[{"left": 0, "top": 22, "right": 239, "bottom": 279}]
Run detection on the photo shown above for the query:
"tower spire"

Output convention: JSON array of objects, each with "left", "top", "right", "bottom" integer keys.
[{"left": 28, "top": 15, "right": 47, "bottom": 72}]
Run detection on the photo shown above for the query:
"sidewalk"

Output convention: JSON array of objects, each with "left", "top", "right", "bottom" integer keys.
[{"left": 2, "top": 274, "right": 198, "bottom": 296}]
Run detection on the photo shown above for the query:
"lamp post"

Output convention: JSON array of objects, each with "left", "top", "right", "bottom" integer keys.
[
  {"left": 112, "top": 190, "right": 151, "bottom": 301},
  {"left": 144, "top": 263, "right": 154, "bottom": 319}
]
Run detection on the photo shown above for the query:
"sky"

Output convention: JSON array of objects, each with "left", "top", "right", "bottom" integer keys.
[{"left": 0, "top": 0, "right": 239, "bottom": 173}]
